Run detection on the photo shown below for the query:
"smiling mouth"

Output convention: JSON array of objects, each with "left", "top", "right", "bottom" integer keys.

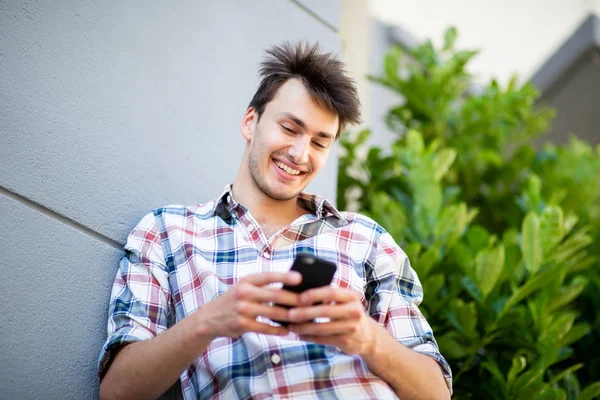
[{"left": 274, "top": 160, "right": 304, "bottom": 176}]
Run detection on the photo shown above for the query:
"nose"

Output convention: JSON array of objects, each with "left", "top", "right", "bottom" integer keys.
[{"left": 288, "top": 136, "right": 310, "bottom": 165}]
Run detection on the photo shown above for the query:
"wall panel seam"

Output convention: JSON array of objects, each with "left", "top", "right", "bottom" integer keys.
[
  {"left": 289, "top": 0, "right": 338, "bottom": 33},
  {"left": 0, "top": 185, "right": 123, "bottom": 250}
]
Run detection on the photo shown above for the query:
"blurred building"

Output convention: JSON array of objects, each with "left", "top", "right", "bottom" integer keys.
[{"left": 341, "top": 0, "right": 600, "bottom": 145}]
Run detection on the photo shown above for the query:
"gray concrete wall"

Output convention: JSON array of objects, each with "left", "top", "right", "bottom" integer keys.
[{"left": 0, "top": 1, "right": 341, "bottom": 398}]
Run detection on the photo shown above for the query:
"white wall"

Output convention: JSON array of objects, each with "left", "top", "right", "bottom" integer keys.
[
  {"left": 0, "top": 1, "right": 341, "bottom": 398},
  {"left": 369, "top": 0, "right": 597, "bottom": 85}
]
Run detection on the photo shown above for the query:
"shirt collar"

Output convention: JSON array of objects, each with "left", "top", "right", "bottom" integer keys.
[
  {"left": 211, "top": 184, "right": 239, "bottom": 218},
  {"left": 211, "top": 184, "right": 346, "bottom": 223}
]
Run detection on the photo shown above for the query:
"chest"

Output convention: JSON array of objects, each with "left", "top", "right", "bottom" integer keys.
[
  {"left": 259, "top": 221, "right": 287, "bottom": 240},
  {"left": 166, "top": 224, "right": 372, "bottom": 320}
]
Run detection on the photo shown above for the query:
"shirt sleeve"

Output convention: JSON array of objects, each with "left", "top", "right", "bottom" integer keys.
[
  {"left": 97, "top": 211, "right": 172, "bottom": 380},
  {"left": 366, "top": 231, "right": 453, "bottom": 393}
]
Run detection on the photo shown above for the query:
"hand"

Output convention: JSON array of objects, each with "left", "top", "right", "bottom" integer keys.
[
  {"left": 195, "top": 271, "right": 302, "bottom": 339},
  {"left": 286, "top": 287, "right": 377, "bottom": 356}
]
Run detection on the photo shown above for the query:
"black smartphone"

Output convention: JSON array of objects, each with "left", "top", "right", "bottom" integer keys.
[{"left": 272, "top": 254, "right": 337, "bottom": 327}]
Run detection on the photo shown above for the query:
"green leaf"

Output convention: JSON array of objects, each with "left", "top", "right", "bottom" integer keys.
[
  {"left": 563, "top": 213, "right": 579, "bottom": 235},
  {"left": 538, "top": 313, "right": 576, "bottom": 351},
  {"left": 467, "top": 225, "right": 490, "bottom": 253},
  {"left": 436, "top": 331, "right": 469, "bottom": 360},
  {"left": 479, "top": 149, "right": 504, "bottom": 167},
  {"left": 466, "top": 207, "right": 479, "bottom": 225},
  {"left": 521, "top": 175, "right": 542, "bottom": 213},
  {"left": 446, "top": 299, "right": 478, "bottom": 339},
  {"left": 432, "top": 148, "right": 457, "bottom": 181},
  {"left": 566, "top": 254, "right": 598, "bottom": 275},
  {"left": 539, "top": 206, "right": 565, "bottom": 256},
  {"left": 577, "top": 382, "right": 600, "bottom": 400},
  {"left": 423, "top": 274, "right": 445, "bottom": 298},
  {"left": 371, "top": 192, "right": 408, "bottom": 240},
  {"left": 548, "top": 364, "right": 584, "bottom": 386},
  {"left": 461, "top": 275, "right": 483, "bottom": 304},
  {"left": 559, "top": 323, "right": 591, "bottom": 348},
  {"left": 454, "top": 49, "right": 479, "bottom": 65},
  {"left": 555, "top": 347, "right": 574, "bottom": 365},
  {"left": 404, "top": 243, "right": 422, "bottom": 265},
  {"left": 413, "top": 204, "right": 432, "bottom": 241},
  {"left": 521, "top": 212, "right": 543, "bottom": 275},
  {"left": 513, "top": 365, "right": 545, "bottom": 395},
  {"left": 475, "top": 244, "right": 505, "bottom": 299},
  {"left": 500, "top": 263, "right": 563, "bottom": 319},
  {"left": 538, "top": 387, "right": 567, "bottom": 400},
  {"left": 355, "top": 129, "right": 371, "bottom": 147},
  {"left": 565, "top": 371, "right": 581, "bottom": 399},
  {"left": 551, "top": 232, "right": 593, "bottom": 265},
  {"left": 548, "top": 278, "right": 588, "bottom": 312},
  {"left": 528, "top": 299, "right": 541, "bottom": 330},
  {"left": 482, "top": 360, "right": 508, "bottom": 389},
  {"left": 406, "top": 129, "right": 425, "bottom": 154},
  {"left": 443, "top": 26, "right": 458, "bottom": 51},
  {"left": 434, "top": 203, "right": 470, "bottom": 250},
  {"left": 413, "top": 180, "right": 442, "bottom": 223},
  {"left": 414, "top": 246, "right": 440, "bottom": 279},
  {"left": 516, "top": 382, "right": 548, "bottom": 400},
  {"left": 460, "top": 301, "right": 478, "bottom": 337},
  {"left": 384, "top": 47, "right": 401, "bottom": 82},
  {"left": 507, "top": 355, "right": 527, "bottom": 386}
]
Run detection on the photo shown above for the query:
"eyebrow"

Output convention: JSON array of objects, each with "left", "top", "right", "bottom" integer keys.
[{"left": 279, "top": 112, "right": 335, "bottom": 140}]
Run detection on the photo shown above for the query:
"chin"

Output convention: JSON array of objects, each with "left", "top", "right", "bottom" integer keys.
[
  {"left": 263, "top": 180, "right": 306, "bottom": 201},
  {"left": 264, "top": 187, "right": 300, "bottom": 201}
]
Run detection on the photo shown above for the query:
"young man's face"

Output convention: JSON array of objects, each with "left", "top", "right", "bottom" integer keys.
[{"left": 242, "top": 78, "right": 339, "bottom": 201}]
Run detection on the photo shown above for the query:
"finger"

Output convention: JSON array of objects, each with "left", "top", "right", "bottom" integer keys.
[
  {"left": 237, "top": 285, "right": 300, "bottom": 307},
  {"left": 237, "top": 301, "right": 293, "bottom": 322},
  {"left": 288, "top": 302, "right": 363, "bottom": 323},
  {"left": 289, "top": 320, "right": 357, "bottom": 336},
  {"left": 239, "top": 317, "right": 290, "bottom": 336},
  {"left": 242, "top": 271, "right": 302, "bottom": 287},
  {"left": 299, "top": 287, "right": 359, "bottom": 306}
]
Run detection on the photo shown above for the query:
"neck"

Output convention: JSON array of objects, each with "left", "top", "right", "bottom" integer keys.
[{"left": 231, "top": 158, "right": 303, "bottom": 227}]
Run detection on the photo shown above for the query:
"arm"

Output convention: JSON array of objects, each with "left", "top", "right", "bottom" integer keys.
[
  {"left": 99, "top": 313, "right": 216, "bottom": 400},
  {"left": 98, "top": 211, "right": 302, "bottom": 399},
  {"left": 362, "top": 233, "right": 451, "bottom": 398},
  {"left": 287, "top": 232, "right": 451, "bottom": 399},
  {"left": 361, "top": 318, "right": 450, "bottom": 399},
  {"left": 100, "top": 271, "right": 302, "bottom": 400},
  {"left": 288, "top": 289, "right": 450, "bottom": 400}
]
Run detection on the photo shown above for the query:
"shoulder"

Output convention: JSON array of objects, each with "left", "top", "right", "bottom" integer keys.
[
  {"left": 131, "top": 201, "right": 218, "bottom": 232},
  {"left": 151, "top": 201, "right": 217, "bottom": 220},
  {"left": 338, "top": 211, "right": 388, "bottom": 237},
  {"left": 339, "top": 211, "right": 405, "bottom": 258}
]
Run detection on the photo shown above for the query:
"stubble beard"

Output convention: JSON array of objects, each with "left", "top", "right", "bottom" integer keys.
[{"left": 248, "top": 127, "right": 305, "bottom": 202}]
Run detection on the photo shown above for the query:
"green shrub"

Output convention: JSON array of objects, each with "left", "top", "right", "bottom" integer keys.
[{"left": 338, "top": 28, "right": 600, "bottom": 399}]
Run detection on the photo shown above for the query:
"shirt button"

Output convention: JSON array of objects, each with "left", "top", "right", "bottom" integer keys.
[
  {"left": 271, "top": 353, "right": 281, "bottom": 365},
  {"left": 226, "top": 195, "right": 231, "bottom": 203},
  {"left": 248, "top": 224, "right": 255, "bottom": 232},
  {"left": 263, "top": 251, "right": 270, "bottom": 259}
]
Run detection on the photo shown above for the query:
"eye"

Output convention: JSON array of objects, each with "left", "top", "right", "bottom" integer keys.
[
  {"left": 313, "top": 142, "right": 327, "bottom": 149},
  {"left": 281, "top": 125, "right": 296, "bottom": 134}
]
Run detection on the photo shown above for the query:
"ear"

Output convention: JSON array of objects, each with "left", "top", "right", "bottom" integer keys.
[{"left": 240, "top": 107, "right": 258, "bottom": 142}]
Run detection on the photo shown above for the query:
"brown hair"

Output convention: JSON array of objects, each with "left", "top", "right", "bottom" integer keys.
[{"left": 248, "top": 42, "right": 361, "bottom": 138}]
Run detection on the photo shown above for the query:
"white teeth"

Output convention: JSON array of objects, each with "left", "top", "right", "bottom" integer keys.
[{"left": 275, "top": 161, "right": 301, "bottom": 175}]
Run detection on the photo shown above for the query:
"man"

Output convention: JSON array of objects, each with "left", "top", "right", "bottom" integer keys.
[{"left": 98, "top": 42, "right": 452, "bottom": 400}]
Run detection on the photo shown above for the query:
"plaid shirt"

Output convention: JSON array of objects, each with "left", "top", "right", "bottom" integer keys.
[{"left": 99, "top": 185, "right": 452, "bottom": 399}]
